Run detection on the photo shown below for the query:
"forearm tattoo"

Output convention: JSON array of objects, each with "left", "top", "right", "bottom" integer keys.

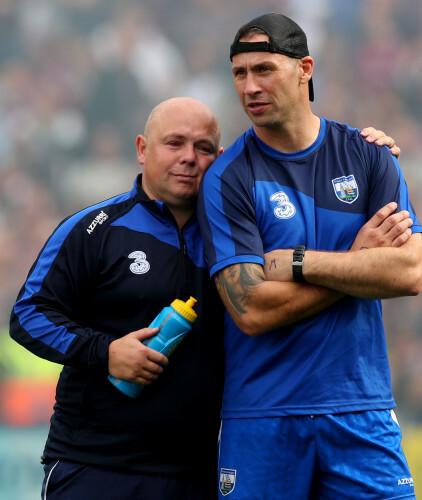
[
  {"left": 215, "top": 263, "right": 265, "bottom": 317},
  {"left": 268, "top": 258, "right": 277, "bottom": 270}
]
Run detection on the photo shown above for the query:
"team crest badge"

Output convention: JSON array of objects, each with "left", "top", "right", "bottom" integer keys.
[
  {"left": 219, "top": 468, "right": 237, "bottom": 496},
  {"left": 332, "top": 175, "right": 359, "bottom": 204}
]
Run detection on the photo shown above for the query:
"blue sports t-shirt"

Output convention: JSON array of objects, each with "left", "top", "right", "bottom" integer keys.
[{"left": 197, "top": 118, "right": 422, "bottom": 418}]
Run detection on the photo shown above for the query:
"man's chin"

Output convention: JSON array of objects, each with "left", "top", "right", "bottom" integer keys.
[
  {"left": 172, "top": 187, "right": 198, "bottom": 203},
  {"left": 246, "top": 113, "right": 269, "bottom": 128}
]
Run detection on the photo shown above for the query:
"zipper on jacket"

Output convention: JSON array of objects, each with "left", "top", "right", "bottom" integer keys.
[
  {"left": 161, "top": 202, "right": 192, "bottom": 300},
  {"left": 177, "top": 227, "right": 191, "bottom": 300}
]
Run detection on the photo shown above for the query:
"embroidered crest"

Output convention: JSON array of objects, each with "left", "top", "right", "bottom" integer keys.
[
  {"left": 332, "top": 175, "right": 359, "bottom": 204},
  {"left": 128, "top": 251, "right": 150, "bottom": 275},
  {"left": 270, "top": 191, "right": 296, "bottom": 219},
  {"left": 219, "top": 468, "right": 237, "bottom": 496}
]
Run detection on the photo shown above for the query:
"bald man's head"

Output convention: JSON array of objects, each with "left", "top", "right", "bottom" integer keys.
[
  {"left": 144, "top": 97, "right": 221, "bottom": 146},
  {"left": 135, "top": 97, "right": 222, "bottom": 227}
]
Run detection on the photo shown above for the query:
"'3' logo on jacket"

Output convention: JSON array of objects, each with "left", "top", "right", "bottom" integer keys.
[{"left": 128, "top": 251, "right": 150, "bottom": 274}]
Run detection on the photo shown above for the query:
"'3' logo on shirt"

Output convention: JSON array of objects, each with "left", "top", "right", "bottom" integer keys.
[{"left": 270, "top": 191, "right": 296, "bottom": 219}]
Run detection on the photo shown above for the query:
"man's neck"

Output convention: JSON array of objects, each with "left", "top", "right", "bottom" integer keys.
[
  {"left": 253, "top": 113, "right": 320, "bottom": 154},
  {"left": 140, "top": 176, "right": 194, "bottom": 229},
  {"left": 169, "top": 206, "right": 195, "bottom": 229}
]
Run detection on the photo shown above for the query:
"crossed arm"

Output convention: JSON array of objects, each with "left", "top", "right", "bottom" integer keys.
[
  {"left": 215, "top": 263, "right": 341, "bottom": 335},
  {"left": 215, "top": 203, "right": 422, "bottom": 336},
  {"left": 265, "top": 232, "right": 422, "bottom": 300}
]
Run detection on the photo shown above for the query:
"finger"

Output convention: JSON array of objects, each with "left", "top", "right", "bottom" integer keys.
[
  {"left": 135, "top": 375, "right": 155, "bottom": 386},
  {"left": 132, "top": 327, "right": 160, "bottom": 342},
  {"left": 140, "top": 367, "right": 162, "bottom": 381},
  {"left": 136, "top": 361, "right": 166, "bottom": 384},
  {"left": 392, "top": 228, "right": 412, "bottom": 248},
  {"left": 376, "top": 216, "right": 412, "bottom": 247},
  {"left": 360, "top": 127, "right": 376, "bottom": 138},
  {"left": 144, "top": 355, "right": 168, "bottom": 372},
  {"left": 368, "top": 130, "right": 386, "bottom": 142},
  {"left": 373, "top": 136, "right": 401, "bottom": 159},
  {"left": 379, "top": 210, "right": 410, "bottom": 232},
  {"left": 373, "top": 135, "right": 395, "bottom": 148},
  {"left": 146, "top": 348, "right": 169, "bottom": 366},
  {"left": 387, "top": 216, "right": 413, "bottom": 238},
  {"left": 365, "top": 202, "right": 398, "bottom": 228},
  {"left": 361, "top": 128, "right": 386, "bottom": 143},
  {"left": 389, "top": 144, "right": 401, "bottom": 160}
]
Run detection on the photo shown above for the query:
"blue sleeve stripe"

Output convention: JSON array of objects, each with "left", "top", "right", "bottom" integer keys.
[
  {"left": 14, "top": 193, "right": 131, "bottom": 353},
  {"left": 14, "top": 302, "right": 77, "bottom": 354},
  {"left": 203, "top": 132, "right": 254, "bottom": 267},
  {"left": 210, "top": 255, "right": 264, "bottom": 277},
  {"left": 204, "top": 174, "right": 236, "bottom": 264}
]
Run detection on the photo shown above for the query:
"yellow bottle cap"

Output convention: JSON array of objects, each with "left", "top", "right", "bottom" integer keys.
[{"left": 171, "top": 296, "right": 198, "bottom": 323}]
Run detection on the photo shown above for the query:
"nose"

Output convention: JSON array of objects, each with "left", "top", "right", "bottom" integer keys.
[
  {"left": 180, "top": 145, "right": 196, "bottom": 165},
  {"left": 244, "top": 72, "right": 261, "bottom": 96}
]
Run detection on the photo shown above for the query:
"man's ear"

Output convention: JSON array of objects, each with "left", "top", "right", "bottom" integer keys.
[
  {"left": 218, "top": 147, "right": 224, "bottom": 156},
  {"left": 136, "top": 135, "right": 147, "bottom": 164},
  {"left": 300, "top": 56, "right": 314, "bottom": 85}
]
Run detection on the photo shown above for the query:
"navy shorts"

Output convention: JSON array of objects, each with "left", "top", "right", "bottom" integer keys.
[
  {"left": 217, "top": 410, "right": 415, "bottom": 499},
  {"left": 42, "top": 460, "right": 217, "bottom": 500}
]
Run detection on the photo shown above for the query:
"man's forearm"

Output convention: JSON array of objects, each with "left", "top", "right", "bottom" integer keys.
[
  {"left": 302, "top": 234, "right": 422, "bottom": 299},
  {"left": 215, "top": 263, "right": 343, "bottom": 336}
]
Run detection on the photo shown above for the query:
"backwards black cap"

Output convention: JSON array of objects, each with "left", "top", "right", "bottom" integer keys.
[{"left": 230, "top": 13, "right": 314, "bottom": 101}]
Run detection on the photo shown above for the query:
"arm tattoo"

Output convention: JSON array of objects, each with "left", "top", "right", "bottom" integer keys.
[
  {"left": 215, "top": 263, "right": 265, "bottom": 317},
  {"left": 268, "top": 258, "right": 277, "bottom": 270}
]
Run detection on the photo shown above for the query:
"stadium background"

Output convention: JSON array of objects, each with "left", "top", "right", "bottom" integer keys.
[{"left": 0, "top": 0, "right": 421, "bottom": 497}]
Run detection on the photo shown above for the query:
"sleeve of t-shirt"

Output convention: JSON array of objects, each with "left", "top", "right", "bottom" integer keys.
[
  {"left": 197, "top": 152, "right": 264, "bottom": 277},
  {"left": 364, "top": 142, "right": 421, "bottom": 233}
]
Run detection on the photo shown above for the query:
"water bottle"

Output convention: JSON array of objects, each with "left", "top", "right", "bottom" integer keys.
[{"left": 108, "top": 296, "right": 198, "bottom": 398}]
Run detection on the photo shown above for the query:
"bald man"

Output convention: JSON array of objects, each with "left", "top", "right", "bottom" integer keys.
[
  {"left": 10, "top": 98, "right": 224, "bottom": 500},
  {"left": 9, "top": 96, "right": 402, "bottom": 500}
]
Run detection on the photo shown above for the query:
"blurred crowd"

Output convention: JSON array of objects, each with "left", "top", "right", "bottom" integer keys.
[{"left": 1, "top": 0, "right": 422, "bottom": 422}]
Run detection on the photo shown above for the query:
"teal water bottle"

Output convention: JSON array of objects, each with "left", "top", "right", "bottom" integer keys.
[{"left": 108, "top": 296, "right": 198, "bottom": 398}]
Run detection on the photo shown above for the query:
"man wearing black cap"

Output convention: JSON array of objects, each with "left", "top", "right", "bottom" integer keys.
[
  {"left": 229, "top": 13, "right": 315, "bottom": 101},
  {"left": 197, "top": 13, "right": 420, "bottom": 500}
]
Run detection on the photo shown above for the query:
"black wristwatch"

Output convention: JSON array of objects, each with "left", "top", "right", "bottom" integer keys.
[{"left": 292, "top": 245, "right": 306, "bottom": 283}]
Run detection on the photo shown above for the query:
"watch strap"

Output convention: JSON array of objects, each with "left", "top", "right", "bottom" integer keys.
[{"left": 292, "top": 245, "right": 306, "bottom": 283}]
